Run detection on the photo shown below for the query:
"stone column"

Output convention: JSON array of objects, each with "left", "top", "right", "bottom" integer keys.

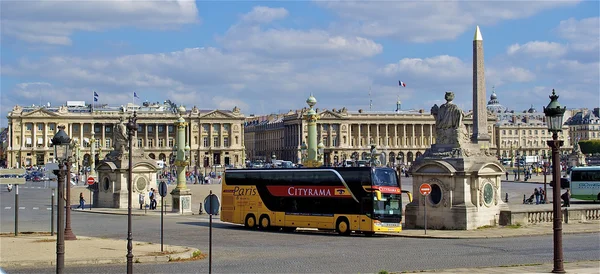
[
  {"left": 420, "top": 124, "right": 424, "bottom": 147},
  {"left": 101, "top": 124, "right": 106, "bottom": 149},
  {"left": 472, "top": 26, "right": 490, "bottom": 144},
  {"left": 357, "top": 124, "right": 361, "bottom": 148},
  {"left": 154, "top": 123, "right": 159, "bottom": 148},
  {"left": 402, "top": 124, "right": 407, "bottom": 147},
  {"left": 79, "top": 123, "right": 84, "bottom": 147},
  {"left": 411, "top": 124, "right": 416, "bottom": 147},
  {"left": 305, "top": 95, "right": 319, "bottom": 164},
  {"left": 144, "top": 124, "right": 148, "bottom": 148},
  {"left": 32, "top": 123, "right": 37, "bottom": 149},
  {"left": 43, "top": 123, "right": 48, "bottom": 148},
  {"left": 171, "top": 108, "right": 192, "bottom": 214}
]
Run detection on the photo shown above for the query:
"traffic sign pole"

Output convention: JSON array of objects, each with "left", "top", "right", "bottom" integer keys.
[
  {"left": 419, "top": 183, "right": 432, "bottom": 235},
  {"left": 158, "top": 181, "right": 167, "bottom": 253},
  {"left": 87, "top": 177, "right": 95, "bottom": 211}
]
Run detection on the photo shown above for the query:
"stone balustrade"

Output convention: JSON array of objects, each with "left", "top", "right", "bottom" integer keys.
[{"left": 500, "top": 206, "right": 600, "bottom": 226}]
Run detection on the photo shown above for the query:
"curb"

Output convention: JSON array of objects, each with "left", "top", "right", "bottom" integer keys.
[
  {"left": 0, "top": 248, "right": 201, "bottom": 268},
  {"left": 73, "top": 210, "right": 197, "bottom": 217},
  {"left": 384, "top": 228, "right": 600, "bottom": 239}
]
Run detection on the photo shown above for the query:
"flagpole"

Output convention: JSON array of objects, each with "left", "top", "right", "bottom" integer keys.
[{"left": 369, "top": 86, "right": 372, "bottom": 111}]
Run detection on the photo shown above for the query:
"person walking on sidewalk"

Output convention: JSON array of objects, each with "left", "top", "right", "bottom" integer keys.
[
  {"left": 505, "top": 171, "right": 509, "bottom": 181},
  {"left": 561, "top": 189, "right": 571, "bottom": 207},
  {"left": 534, "top": 188, "right": 540, "bottom": 205},
  {"left": 77, "top": 192, "right": 85, "bottom": 209}
]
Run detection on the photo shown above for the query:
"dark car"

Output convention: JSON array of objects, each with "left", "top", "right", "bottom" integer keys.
[{"left": 550, "top": 178, "right": 570, "bottom": 189}]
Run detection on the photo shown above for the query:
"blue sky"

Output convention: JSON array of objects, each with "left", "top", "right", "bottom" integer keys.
[{"left": 1, "top": 0, "right": 599, "bottom": 127}]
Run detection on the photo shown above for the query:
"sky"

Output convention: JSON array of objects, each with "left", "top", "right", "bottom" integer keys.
[{"left": 1, "top": 0, "right": 599, "bottom": 128}]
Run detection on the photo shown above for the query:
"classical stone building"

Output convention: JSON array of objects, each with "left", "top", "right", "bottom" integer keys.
[
  {"left": 565, "top": 108, "right": 600, "bottom": 142},
  {"left": 0, "top": 127, "right": 7, "bottom": 167},
  {"left": 488, "top": 90, "right": 572, "bottom": 159},
  {"left": 5, "top": 101, "right": 246, "bottom": 169},
  {"left": 245, "top": 101, "right": 497, "bottom": 166}
]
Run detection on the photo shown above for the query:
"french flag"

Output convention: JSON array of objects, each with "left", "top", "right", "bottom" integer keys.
[{"left": 398, "top": 81, "right": 406, "bottom": 87}]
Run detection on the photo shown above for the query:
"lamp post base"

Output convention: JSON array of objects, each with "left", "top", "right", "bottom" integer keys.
[{"left": 171, "top": 189, "right": 193, "bottom": 214}]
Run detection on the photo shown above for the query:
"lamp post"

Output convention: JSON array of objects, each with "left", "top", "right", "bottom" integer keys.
[
  {"left": 171, "top": 106, "right": 192, "bottom": 214},
  {"left": 305, "top": 94, "right": 319, "bottom": 165},
  {"left": 543, "top": 89, "right": 566, "bottom": 273},
  {"left": 51, "top": 125, "right": 71, "bottom": 274},
  {"left": 516, "top": 151, "right": 521, "bottom": 181},
  {"left": 543, "top": 152, "right": 548, "bottom": 204},
  {"left": 63, "top": 140, "right": 77, "bottom": 241},
  {"left": 126, "top": 111, "right": 138, "bottom": 274}
]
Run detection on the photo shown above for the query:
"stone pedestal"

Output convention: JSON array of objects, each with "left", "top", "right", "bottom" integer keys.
[
  {"left": 404, "top": 144, "right": 506, "bottom": 230},
  {"left": 171, "top": 188, "right": 192, "bottom": 214},
  {"left": 96, "top": 153, "right": 158, "bottom": 209}
]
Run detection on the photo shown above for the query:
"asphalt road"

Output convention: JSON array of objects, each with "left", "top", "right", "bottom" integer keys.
[{"left": 2, "top": 178, "right": 599, "bottom": 273}]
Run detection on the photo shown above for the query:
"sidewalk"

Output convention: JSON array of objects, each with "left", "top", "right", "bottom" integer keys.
[
  {"left": 410, "top": 260, "right": 600, "bottom": 274},
  {"left": 0, "top": 233, "right": 202, "bottom": 268}
]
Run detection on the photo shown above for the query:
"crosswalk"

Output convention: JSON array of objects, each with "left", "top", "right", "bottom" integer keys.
[{"left": 4, "top": 206, "right": 53, "bottom": 210}]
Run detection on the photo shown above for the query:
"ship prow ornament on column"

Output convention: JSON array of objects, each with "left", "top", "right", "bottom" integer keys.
[
  {"left": 171, "top": 106, "right": 193, "bottom": 214},
  {"left": 404, "top": 26, "right": 506, "bottom": 230},
  {"left": 96, "top": 115, "right": 158, "bottom": 208}
]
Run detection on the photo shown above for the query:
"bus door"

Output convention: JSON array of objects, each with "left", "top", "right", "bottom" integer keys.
[{"left": 359, "top": 197, "right": 373, "bottom": 232}]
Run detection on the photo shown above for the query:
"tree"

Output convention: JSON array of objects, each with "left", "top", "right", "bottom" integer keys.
[{"left": 577, "top": 140, "right": 600, "bottom": 155}]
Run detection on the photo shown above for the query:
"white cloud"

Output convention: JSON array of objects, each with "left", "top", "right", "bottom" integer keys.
[
  {"left": 506, "top": 41, "right": 567, "bottom": 58},
  {"left": 219, "top": 7, "right": 382, "bottom": 60},
  {"left": 0, "top": 0, "right": 199, "bottom": 45},
  {"left": 241, "top": 6, "right": 288, "bottom": 24},
  {"left": 317, "top": 1, "right": 579, "bottom": 42},
  {"left": 378, "top": 55, "right": 470, "bottom": 86},
  {"left": 556, "top": 17, "right": 600, "bottom": 61}
]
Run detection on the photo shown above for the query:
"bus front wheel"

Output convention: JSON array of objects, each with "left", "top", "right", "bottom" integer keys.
[
  {"left": 259, "top": 215, "right": 271, "bottom": 230},
  {"left": 336, "top": 218, "right": 351, "bottom": 236},
  {"left": 245, "top": 214, "right": 257, "bottom": 229}
]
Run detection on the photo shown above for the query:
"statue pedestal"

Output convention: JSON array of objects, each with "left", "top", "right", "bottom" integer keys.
[
  {"left": 405, "top": 144, "right": 506, "bottom": 230},
  {"left": 171, "top": 188, "right": 193, "bottom": 214}
]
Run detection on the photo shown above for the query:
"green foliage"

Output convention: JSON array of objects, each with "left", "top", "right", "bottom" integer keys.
[
  {"left": 504, "top": 223, "right": 522, "bottom": 229},
  {"left": 378, "top": 271, "right": 389, "bottom": 274},
  {"left": 578, "top": 140, "right": 600, "bottom": 154}
]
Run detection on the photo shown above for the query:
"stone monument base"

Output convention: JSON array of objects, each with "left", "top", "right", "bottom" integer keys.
[
  {"left": 404, "top": 144, "right": 506, "bottom": 230},
  {"left": 171, "top": 188, "right": 193, "bottom": 214}
]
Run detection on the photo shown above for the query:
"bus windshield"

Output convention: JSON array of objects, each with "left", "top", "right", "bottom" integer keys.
[
  {"left": 373, "top": 193, "right": 402, "bottom": 221},
  {"left": 372, "top": 168, "right": 398, "bottom": 187}
]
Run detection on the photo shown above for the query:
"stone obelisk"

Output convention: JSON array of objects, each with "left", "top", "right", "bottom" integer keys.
[{"left": 472, "top": 26, "right": 490, "bottom": 144}]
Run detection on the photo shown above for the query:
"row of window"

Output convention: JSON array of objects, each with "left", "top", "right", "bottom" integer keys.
[{"left": 502, "top": 129, "right": 550, "bottom": 135}]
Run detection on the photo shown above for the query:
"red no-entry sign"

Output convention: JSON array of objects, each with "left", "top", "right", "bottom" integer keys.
[
  {"left": 419, "top": 183, "right": 432, "bottom": 196},
  {"left": 87, "top": 177, "right": 95, "bottom": 185}
]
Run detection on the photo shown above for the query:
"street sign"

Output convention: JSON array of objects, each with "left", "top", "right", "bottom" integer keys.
[
  {"left": 204, "top": 194, "right": 220, "bottom": 215},
  {"left": 419, "top": 183, "right": 432, "bottom": 196},
  {"left": 87, "top": 177, "right": 95, "bottom": 185},
  {"left": 158, "top": 181, "right": 168, "bottom": 197}
]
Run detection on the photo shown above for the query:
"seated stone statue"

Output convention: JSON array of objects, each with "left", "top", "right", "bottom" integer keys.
[{"left": 431, "top": 92, "right": 470, "bottom": 145}]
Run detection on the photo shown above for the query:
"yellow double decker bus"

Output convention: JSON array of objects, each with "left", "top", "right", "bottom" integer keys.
[{"left": 221, "top": 167, "right": 403, "bottom": 235}]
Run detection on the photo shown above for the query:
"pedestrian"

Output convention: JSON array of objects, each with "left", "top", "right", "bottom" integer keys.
[
  {"left": 561, "top": 189, "right": 571, "bottom": 207},
  {"left": 539, "top": 187, "right": 545, "bottom": 204},
  {"left": 534, "top": 188, "right": 540, "bottom": 205},
  {"left": 505, "top": 171, "right": 509, "bottom": 181},
  {"left": 149, "top": 188, "right": 155, "bottom": 210},
  {"left": 77, "top": 192, "right": 85, "bottom": 209},
  {"left": 513, "top": 170, "right": 517, "bottom": 181}
]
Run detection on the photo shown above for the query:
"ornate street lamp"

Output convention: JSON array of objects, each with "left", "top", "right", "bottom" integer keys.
[
  {"left": 126, "top": 112, "right": 138, "bottom": 274},
  {"left": 51, "top": 125, "right": 71, "bottom": 274},
  {"left": 543, "top": 89, "right": 566, "bottom": 273}
]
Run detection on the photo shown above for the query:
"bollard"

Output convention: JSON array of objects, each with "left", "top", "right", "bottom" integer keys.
[
  {"left": 199, "top": 203, "right": 203, "bottom": 215},
  {"left": 505, "top": 193, "right": 508, "bottom": 203},
  {"left": 564, "top": 208, "right": 569, "bottom": 224},
  {"left": 523, "top": 194, "right": 526, "bottom": 204}
]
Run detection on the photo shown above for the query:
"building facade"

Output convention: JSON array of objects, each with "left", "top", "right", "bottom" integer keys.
[
  {"left": 488, "top": 90, "right": 572, "bottom": 160},
  {"left": 5, "top": 101, "right": 246, "bottom": 170},
  {"left": 565, "top": 108, "right": 600, "bottom": 143},
  {"left": 245, "top": 104, "right": 497, "bottom": 167}
]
